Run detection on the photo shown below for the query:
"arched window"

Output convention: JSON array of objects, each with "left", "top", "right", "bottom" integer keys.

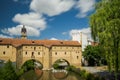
[
  {"left": 55, "top": 52, "right": 57, "bottom": 55},
  {"left": 25, "top": 52, "right": 27, "bottom": 55},
  {"left": 65, "top": 52, "right": 66, "bottom": 55},
  {"left": 34, "top": 47, "right": 36, "bottom": 50},
  {"left": 32, "top": 52, "right": 34, "bottom": 56},
  {"left": 39, "top": 47, "right": 41, "bottom": 49},
  {"left": 77, "top": 56, "right": 79, "bottom": 59},
  {"left": 38, "top": 52, "right": 40, "bottom": 55},
  {"left": 3, "top": 51, "right": 5, "bottom": 55}
]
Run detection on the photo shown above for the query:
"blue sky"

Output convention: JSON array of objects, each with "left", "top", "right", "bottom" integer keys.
[{"left": 0, "top": 0, "right": 96, "bottom": 40}]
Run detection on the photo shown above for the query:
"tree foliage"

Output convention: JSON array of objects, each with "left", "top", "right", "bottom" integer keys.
[
  {"left": 22, "top": 59, "right": 35, "bottom": 71},
  {"left": 22, "top": 59, "right": 43, "bottom": 72},
  {"left": 90, "top": 0, "right": 120, "bottom": 79},
  {"left": 0, "top": 60, "right": 18, "bottom": 80},
  {"left": 83, "top": 45, "right": 106, "bottom": 66}
]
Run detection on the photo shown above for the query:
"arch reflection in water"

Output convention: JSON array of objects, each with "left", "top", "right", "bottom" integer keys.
[
  {"left": 19, "top": 69, "right": 43, "bottom": 80},
  {"left": 20, "top": 70, "right": 81, "bottom": 80},
  {"left": 52, "top": 70, "right": 68, "bottom": 79}
]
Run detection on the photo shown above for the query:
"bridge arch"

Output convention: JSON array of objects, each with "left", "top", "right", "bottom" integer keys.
[
  {"left": 21, "top": 59, "right": 43, "bottom": 71},
  {"left": 52, "top": 59, "right": 70, "bottom": 69}
]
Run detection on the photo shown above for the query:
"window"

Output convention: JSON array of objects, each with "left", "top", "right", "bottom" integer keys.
[
  {"left": 32, "top": 41, "right": 35, "bottom": 43},
  {"left": 60, "top": 41, "right": 63, "bottom": 44},
  {"left": 77, "top": 56, "right": 79, "bottom": 59},
  {"left": 32, "top": 52, "right": 34, "bottom": 56},
  {"left": 65, "top": 52, "right": 66, "bottom": 55},
  {"left": 39, "top": 47, "right": 41, "bottom": 49},
  {"left": 55, "top": 52, "right": 57, "bottom": 55},
  {"left": 26, "top": 46, "right": 27, "bottom": 48},
  {"left": 38, "top": 52, "right": 40, "bottom": 55},
  {"left": 3, "top": 51, "right": 5, "bottom": 55},
  {"left": 0, "top": 40, "right": 2, "bottom": 42},
  {"left": 25, "top": 52, "right": 27, "bottom": 55},
  {"left": 7, "top": 45, "right": 9, "bottom": 48},
  {"left": 34, "top": 47, "right": 36, "bottom": 50},
  {"left": 31, "top": 52, "right": 35, "bottom": 58}
]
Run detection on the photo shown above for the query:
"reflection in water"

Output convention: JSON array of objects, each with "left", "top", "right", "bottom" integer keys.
[
  {"left": 53, "top": 70, "right": 68, "bottom": 79},
  {"left": 20, "top": 69, "right": 82, "bottom": 80}
]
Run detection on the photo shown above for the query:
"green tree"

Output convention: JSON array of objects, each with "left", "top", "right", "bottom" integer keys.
[
  {"left": 0, "top": 68, "right": 4, "bottom": 80},
  {"left": 2, "top": 60, "right": 18, "bottom": 80},
  {"left": 90, "top": 0, "right": 120, "bottom": 79},
  {"left": 22, "top": 59, "right": 34, "bottom": 71},
  {"left": 83, "top": 45, "right": 105, "bottom": 66}
]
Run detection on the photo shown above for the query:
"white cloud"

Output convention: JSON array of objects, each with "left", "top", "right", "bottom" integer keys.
[
  {"left": 1, "top": 25, "right": 22, "bottom": 36},
  {"left": 76, "top": 0, "right": 95, "bottom": 18},
  {"left": 0, "top": 34, "right": 12, "bottom": 38},
  {"left": 30, "top": 0, "right": 75, "bottom": 16},
  {"left": 13, "top": 12, "right": 46, "bottom": 30},
  {"left": 0, "top": 34, "right": 13, "bottom": 38},
  {"left": 50, "top": 37, "right": 58, "bottom": 40},
  {"left": 10, "top": 12, "right": 46, "bottom": 37},
  {"left": 1, "top": 25, "right": 40, "bottom": 37},
  {"left": 62, "top": 32, "right": 68, "bottom": 35},
  {"left": 3, "top": 0, "right": 96, "bottom": 39}
]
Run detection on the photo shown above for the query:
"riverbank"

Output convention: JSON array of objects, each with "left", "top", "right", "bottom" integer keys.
[
  {"left": 82, "top": 66, "right": 120, "bottom": 80},
  {"left": 67, "top": 65, "right": 105, "bottom": 80}
]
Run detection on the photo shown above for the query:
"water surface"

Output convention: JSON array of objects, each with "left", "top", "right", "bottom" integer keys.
[{"left": 20, "top": 70, "right": 83, "bottom": 80}]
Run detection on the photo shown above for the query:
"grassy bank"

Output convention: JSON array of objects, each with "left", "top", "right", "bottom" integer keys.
[{"left": 67, "top": 65, "right": 105, "bottom": 80}]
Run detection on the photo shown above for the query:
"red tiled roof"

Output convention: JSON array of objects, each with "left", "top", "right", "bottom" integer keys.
[{"left": 0, "top": 38, "right": 81, "bottom": 47}]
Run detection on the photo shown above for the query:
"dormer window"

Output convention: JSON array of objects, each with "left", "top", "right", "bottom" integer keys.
[
  {"left": 0, "top": 40, "right": 2, "bottom": 42},
  {"left": 60, "top": 41, "right": 63, "bottom": 44},
  {"left": 32, "top": 40, "right": 35, "bottom": 43}
]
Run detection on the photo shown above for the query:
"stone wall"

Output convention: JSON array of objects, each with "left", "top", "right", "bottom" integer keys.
[{"left": 0, "top": 44, "right": 82, "bottom": 69}]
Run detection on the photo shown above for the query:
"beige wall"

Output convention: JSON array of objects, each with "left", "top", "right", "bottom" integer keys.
[
  {"left": 0, "top": 44, "right": 82, "bottom": 69},
  {"left": 17, "top": 45, "right": 44, "bottom": 68},
  {"left": 51, "top": 46, "right": 81, "bottom": 68},
  {"left": 0, "top": 45, "right": 16, "bottom": 62}
]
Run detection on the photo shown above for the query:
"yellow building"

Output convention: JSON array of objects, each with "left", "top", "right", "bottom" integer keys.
[{"left": 0, "top": 26, "right": 82, "bottom": 69}]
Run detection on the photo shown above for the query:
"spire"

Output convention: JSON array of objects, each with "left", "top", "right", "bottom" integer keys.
[{"left": 21, "top": 25, "right": 27, "bottom": 39}]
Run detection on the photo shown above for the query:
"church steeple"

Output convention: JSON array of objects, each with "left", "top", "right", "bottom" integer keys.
[{"left": 21, "top": 25, "right": 27, "bottom": 39}]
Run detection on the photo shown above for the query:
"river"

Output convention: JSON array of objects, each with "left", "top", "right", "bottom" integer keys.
[{"left": 19, "top": 69, "right": 83, "bottom": 80}]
